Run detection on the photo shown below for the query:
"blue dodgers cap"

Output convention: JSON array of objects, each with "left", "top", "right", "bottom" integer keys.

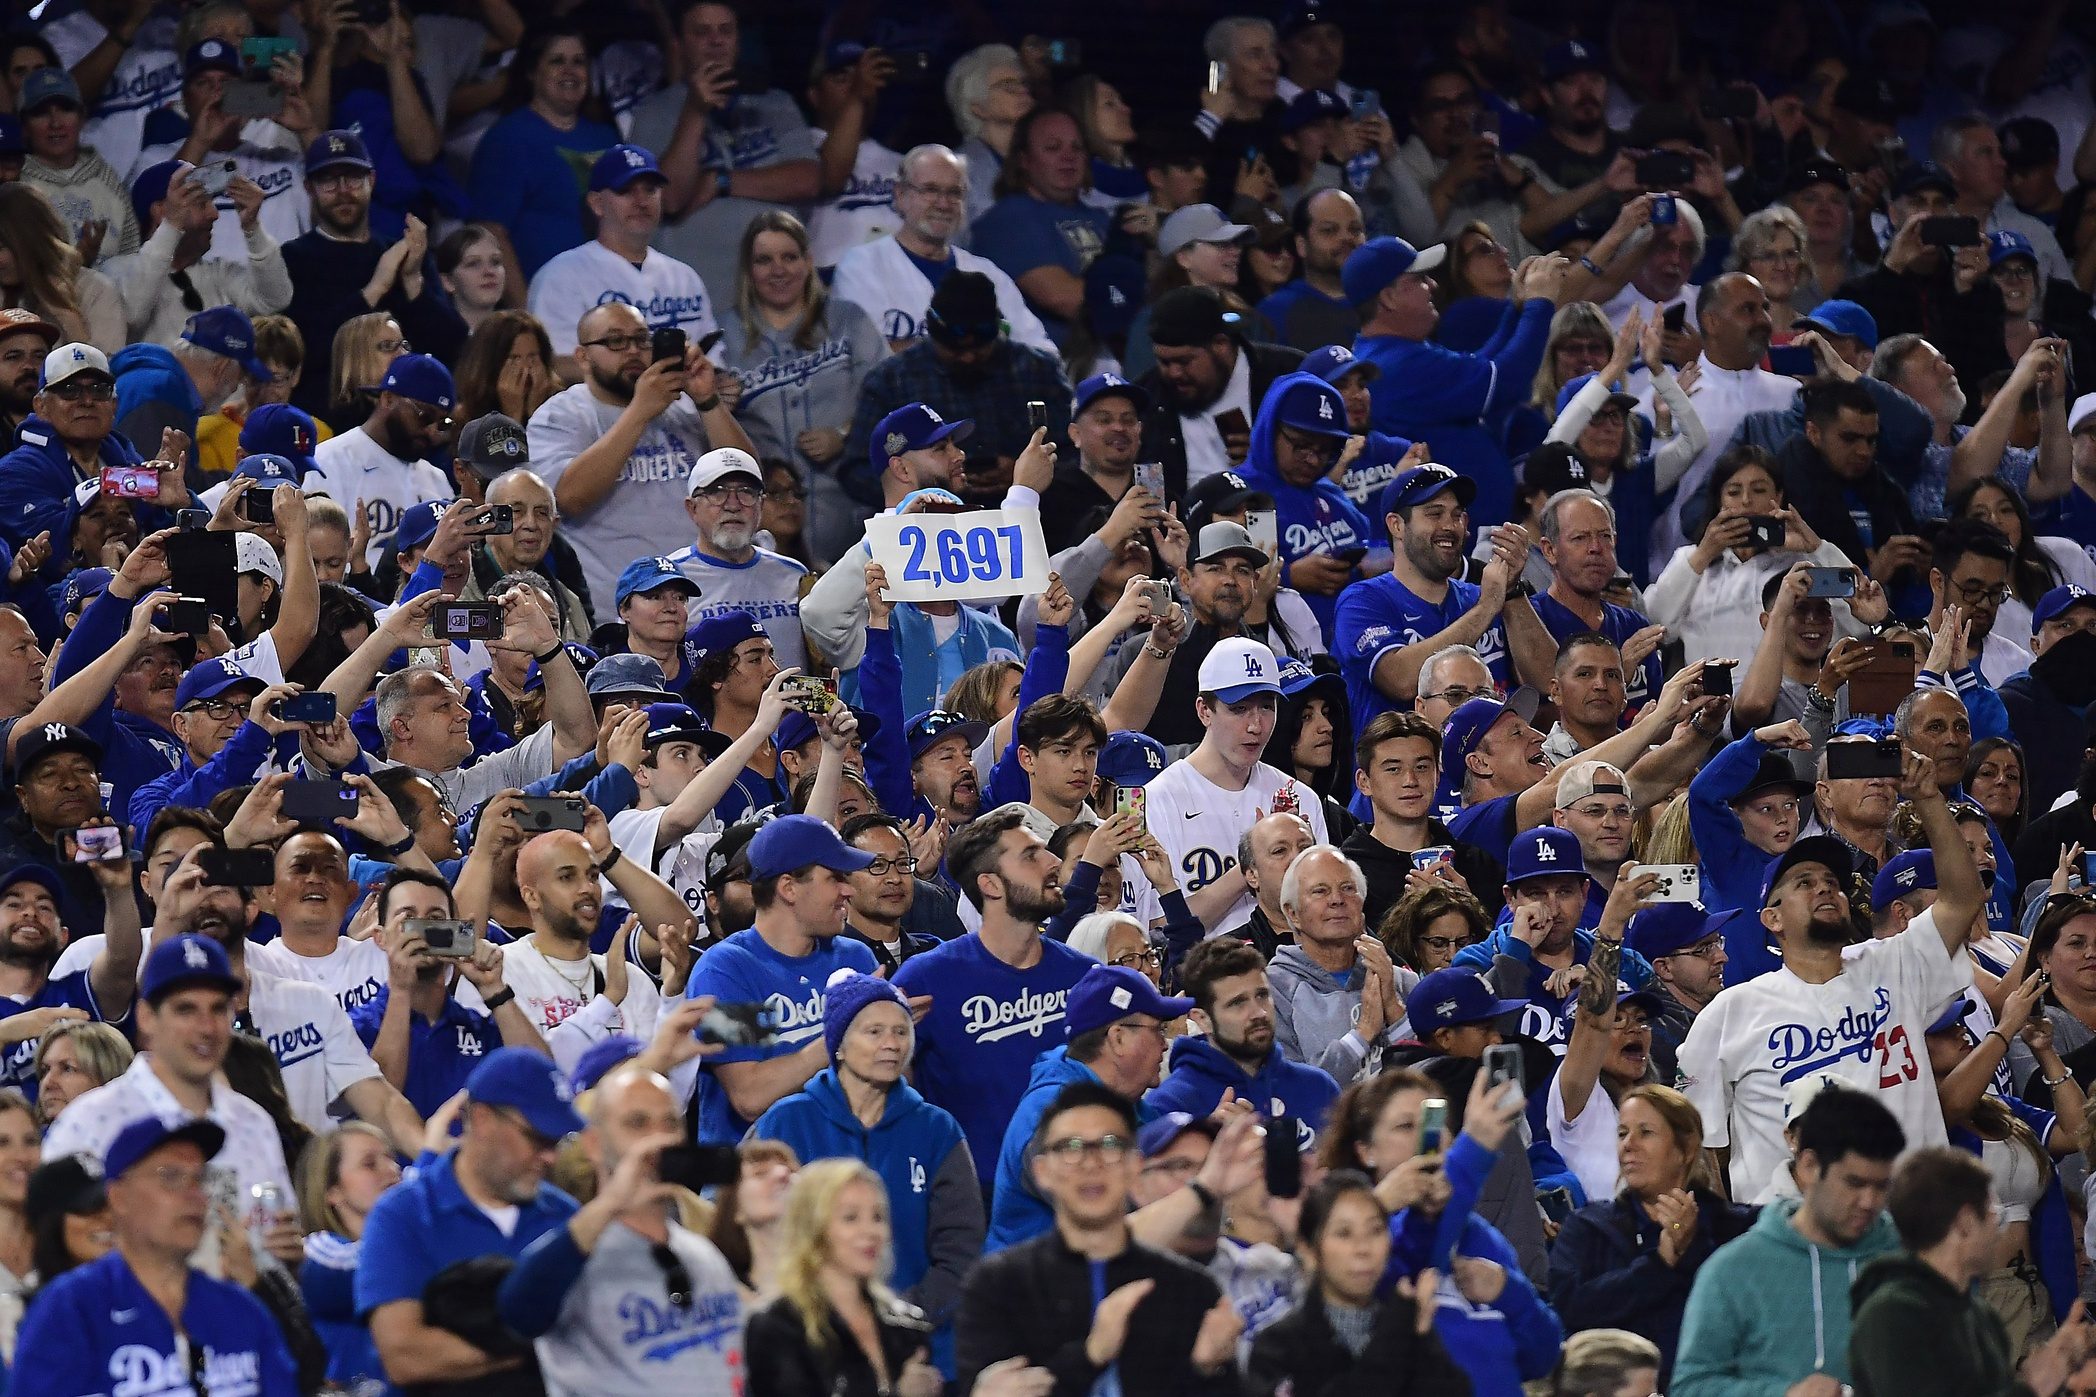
[
  {"left": 184, "top": 38, "right": 241, "bottom": 77},
  {"left": 568, "top": 1035, "right": 641, "bottom": 1094},
  {"left": 1098, "top": 730, "right": 1170, "bottom": 787},
  {"left": 906, "top": 709, "right": 989, "bottom": 758},
  {"left": 182, "top": 306, "right": 268, "bottom": 377},
  {"left": 103, "top": 1115, "right": 225, "bottom": 1181},
  {"left": 174, "top": 655, "right": 262, "bottom": 711},
  {"left": 18, "top": 68, "right": 81, "bottom": 114},
  {"left": 589, "top": 143, "right": 665, "bottom": 192},
  {"left": 1504, "top": 825, "right": 1587, "bottom": 884},
  {"left": 61, "top": 566, "right": 112, "bottom": 615},
  {"left": 615, "top": 555, "right": 698, "bottom": 608},
  {"left": 1278, "top": 657, "right": 1344, "bottom": 706},
  {"left": 1301, "top": 344, "right": 1380, "bottom": 386},
  {"left": 0, "top": 865, "right": 63, "bottom": 904},
  {"left": 140, "top": 933, "right": 242, "bottom": 1003},
  {"left": 374, "top": 353, "right": 456, "bottom": 410},
  {"left": 1541, "top": 38, "right": 1605, "bottom": 81},
  {"left": 231, "top": 453, "right": 301, "bottom": 491},
  {"left": 1198, "top": 637, "right": 1283, "bottom": 703},
  {"left": 1626, "top": 902, "right": 1718, "bottom": 961},
  {"left": 392, "top": 499, "right": 449, "bottom": 556},
  {"left": 1406, "top": 967, "right": 1530, "bottom": 1035},
  {"left": 2033, "top": 584, "right": 2096, "bottom": 632},
  {"left": 1792, "top": 298, "right": 1880, "bottom": 351},
  {"left": 748, "top": 813, "right": 877, "bottom": 880},
  {"left": 130, "top": 159, "right": 185, "bottom": 229},
  {"left": 585, "top": 651, "right": 673, "bottom": 701},
  {"left": 683, "top": 610, "right": 770, "bottom": 666},
  {"left": 466, "top": 1046, "right": 584, "bottom": 1141},
  {"left": 1268, "top": 376, "right": 1350, "bottom": 438},
  {"left": 1440, "top": 696, "right": 1516, "bottom": 772},
  {"left": 1073, "top": 371, "right": 1148, "bottom": 415},
  {"left": 1553, "top": 372, "right": 1637, "bottom": 418},
  {"left": 776, "top": 704, "right": 878, "bottom": 754},
  {"left": 1988, "top": 229, "right": 2038, "bottom": 267},
  {"left": 872, "top": 402, "right": 973, "bottom": 464},
  {"left": 643, "top": 701, "right": 734, "bottom": 758},
  {"left": 1137, "top": 1111, "right": 1216, "bottom": 1158},
  {"left": 1341, "top": 236, "right": 1448, "bottom": 307},
  {"left": 822, "top": 968, "right": 910, "bottom": 1060},
  {"left": 1927, "top": 994, "right": 1974, "bottom": 1036},
  {"left": 1280, "top": 87, "right": 1348, "bottom": 133},
  {"left": 1063, "top": 963, "right": 1194, "bottom": 1040},
  {"left": 1870, "top": 849, "right": 1938, "bottom": 912},
  {"left": 1085, "top": 255, "right": 1147, "bottom": 339},
  {"left": 239, "top": 404, "right": 319, "bottom": 471},
  {"left": 1380, "top": 463, "right": 1477, "bottom": 519},
  {"left": 305, "top": 128, "right": 372, "bottom": 174}
]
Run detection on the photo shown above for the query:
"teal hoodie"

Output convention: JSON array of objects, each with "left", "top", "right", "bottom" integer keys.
[{"left": 1672, "top": 1196, "right": 1900, "bottom": 1397}]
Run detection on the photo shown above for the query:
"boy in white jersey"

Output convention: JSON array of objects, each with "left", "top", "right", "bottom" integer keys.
[
  {"left": 1678, "top": 749, "right": 1981, "bottom": 1202},
  {"left": 1143, "top": 638, "right": 1326, "bottom": 934}
]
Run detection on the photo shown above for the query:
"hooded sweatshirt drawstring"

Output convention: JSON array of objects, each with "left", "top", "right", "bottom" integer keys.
[{"left": 1809, "top": 1246, "right": 1825, "bottom": 1369}]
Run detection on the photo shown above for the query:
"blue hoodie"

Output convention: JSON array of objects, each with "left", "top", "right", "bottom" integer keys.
[
  {"left": 985, "top": 1045, "right": 1158, "bottom": 1253},
  {"left": 1145, "top": 1033, "right": 1342, "bottom": 1134},
  {"left": 0, "top": 415, "right": 165, "bottom": 561},
  {"left": 1237, "top": 372, "right": 1375, "bottom": 636},
  {"left": 110, "top": 343, "right": 204, "bottom": 462},
  {"left": 1689, "top": 733, "right": 1785, "bottom": 914},
  {"left": 47, "top": 584, "right": 183, "bottom": 824}
]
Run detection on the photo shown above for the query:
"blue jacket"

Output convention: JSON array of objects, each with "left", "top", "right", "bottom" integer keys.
[
  {"left": 854, "top": 625, "right": 918, "bottom": 820},
  {"left": 49, "top": 584, "right": 183, "bottom": 824},
  {"left": 986, "top": 1045, "right": 1158, "bottom": 1253},
  {"left": 0, "top": 415, "right": 165, "bottom": 559},
  {"left": 1690, "top": 733, "right": 1784, "bottom": 914},
  {"left": 300, "top": 1230, "right": 386, "bottom": 1394},
  {"left": 843, "top": 600, "right": 1021, "bottom": 719},
  {"left": 982, "top": 622, "right": 1070, "bottom": 810},
  {"left": 1238, "top": 373, "right": 1376, "bottom": 634},
  {"left": 1453, "top": 925, "right": 1655, "bottom": 994},
  {"left": 111, "top": 342, "right": 204, "bottom": 457},
  {"left": 128, "top": 719, "right": 279, "bottom": 835},
  {"left": 1145, "top": 1033, "right": 1341, "bottom": 1134}
]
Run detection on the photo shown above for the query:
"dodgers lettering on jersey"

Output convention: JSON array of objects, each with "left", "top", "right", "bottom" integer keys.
[
  {"left": 1335, "top": 572, "right": 1512, "bottom": 728},
  {"left": 620, "top": 1286, "right": 740, "bottom": 1363},
  {"left": 110, "top": 1342, "right": 262, "bottom": 1395}
]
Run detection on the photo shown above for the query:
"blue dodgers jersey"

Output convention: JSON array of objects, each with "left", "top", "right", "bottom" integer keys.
[
  {"left": 1333, "top": 571, "right": 1512, "bottom": 728},
  {"left": 1529, "top": 592, "right": 1662, "bottom": 711},
  {"left": 685, "top": 928, "right": 877, "bottom": 1144},
  {"left": 892, "top": 935, "right": 1094, "bottom": 1188},
  {"left": 0, "top": 969, "right": 112, "bottom": 1098}
]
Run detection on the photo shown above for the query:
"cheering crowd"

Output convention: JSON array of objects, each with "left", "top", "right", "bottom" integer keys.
[{"left": 18, "top": 0, "right": 2096, "bottom": 1393}]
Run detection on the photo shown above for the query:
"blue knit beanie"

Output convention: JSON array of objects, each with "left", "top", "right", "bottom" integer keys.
[{"left": 823, "top": 969, "right": 909, "bottom": 1060}]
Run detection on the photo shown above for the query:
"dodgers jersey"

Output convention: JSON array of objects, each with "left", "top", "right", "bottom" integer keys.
[
  {"left": 1142, "top": 760, "right": 1327, "bottom": 932},
  {"left": 806, "top": 131, "right": 904, "bottom": 268},
  {"left": 1677, "top": 909, "right": 1971, "bottom": 1202},
  {"left": 663, "top": 543, "right": 810, "bottom": 670},
  {"left": 304, "top": 428, "right": 456, "bottom": 568},
  {"left": 526, "top": 240, "right": 721, "bottom": 357},
  {"left": 891, "top": 933, "right": 1094, "bottom": 1189},
  {"left": 247, "top": 935, "right": 388, "bottom": 1017},
  {"left": 246, "top": 968, "right": 383, "bottom": 1134},
  {"left": 1333, "top": 572, "right": 1513, "bottom": 730}
]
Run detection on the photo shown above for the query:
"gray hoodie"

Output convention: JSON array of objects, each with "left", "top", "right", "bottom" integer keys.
[{"left": 1268, "top": 944, "right": 1418, "bottom": 1085}]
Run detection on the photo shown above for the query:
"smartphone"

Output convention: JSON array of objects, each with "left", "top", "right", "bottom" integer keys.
[
  {"left": 241, "top": 483, "right": 275, "bottom": 526},
  {"left": 698, "top": 1000, "right": 780, "bottom": 1048},
  {"left": 221, "top": 81, "right": 282, "bottom": 118},
  {"left": 163, "top": 596, "right": 212, "bottom": 635},
  {"left": 1207, "top": 60, "right": 1225, "bottom": 97},
  {"left": 1138, "top": 578, "right": 1174, "bottom": 617},
  {"left": 1701, "top": 659, "right": 1736, "bottom": 698},
  {"left": 272, "top": 692, "right": 337, "bottom": 725},
  {"left": 650, "top": 327, "right": 687, "bottom": 364},
  {"left": 1661, "top": 303, "right": 1688, "bottom": 334},
  {"left": 1825, "top": 737, "right": 1906, "bottom": 781},
  {"left": 199, "top": 845, "right": 275, "bottom": 887},
  {"left": 1804, "top": 566, "right": 1857, "bottom": 599},
  {"left": 65, "top": 825, "right": 124, "bottom": 864},
  {"left": 1848, "top": 640, "right": 1918, "bottom": 715},
  {"left": 1539, "top": 1185, "right": 1577, "bottom": 1226},
  {"left": 404, "top": 917, "right": 477, "bottom": 959},
  {"left": 1418, "top": 1097, "right": 1448, "bottom": 1156},
  {"left": 167, "top": 530, "right": 238, "bottom": 622},
  {"left": 353, "top": 0, "right": 392, "bottom": 27},
  {"left": 780, "top": 674, "right": 836, "bottom": 714},
  {"left": 1133, "top": 462, "right": 1166, "bottom": 499},
  {"left": 472, "top": 503, "right": 514, "bottom": 535},
  {"left": 1411, "top": 845, "right": 1453, "bottom": 870},
  {"left": 1270, "top": 782, "right": 1299, "bottom": 815},
  {"left": 1350, "top": 88, "right": 1381, "bottom": 119},
  {"left": 1635, "top": 150, "right": 1695, "bottom": 188},
  {"left": 1744, "top": 515, "right": 1784, "bottom": 549},
  {"left": 1649, "top": 193, "right": 1678, "bottom": 225},
  {"left": 1644, "top": 863, "right": 1702, "bottom": 903},
  {"left": 1026, "top": 400, "right": 1048, "bottom": 432},
  {"left": 514, "top": 795, "right": 587, "bottom": 833},
  {"left": 101, "top": 465, "right": 159, "bottom": 499},
  {"left": 175, "top": 508, "right": 210, "bottom": 531},
  {"left": 1766, "top": 344, "right": 1818, "bottom": 376},
  {"left": 1482, "top": 1042, "right": 1524, "bottom": 1095},
  {"left": 279, "top": 778, "right": 357, "bottom": 826},
  {"left": 1214, "top": 408, "right": 1251, "bottom": 441},
  {"left": 1919, "top": 215, "right": 1983, "bottom": 248},
  {"left": 657, "top": 1143, "right": 742, "bottom": 1191},
  {"left": 1044, "top": 38, "right": 1081, "bottom": 67},
  {"left": 432, "top": 602, "right": 502, "bottom": 642},
  {"left": 1246, "top": 508, "right": 1279, "bottom": 555},
  {"left": 192, "top": 157, "right": 239, "bottom": 198},
  {"left": 1115, "top": 784, "right": 1146, "bottom": 823},
  {"left": 1262, "top": 1115, "right": 1302, "bottom": 1199},
  {"left": 892, "top": 50, "right": 932, "bottom": 80}
]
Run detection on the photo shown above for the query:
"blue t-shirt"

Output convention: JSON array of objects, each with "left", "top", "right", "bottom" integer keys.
[
  {"left": 1447, "top": 793, "right": 1520, "bottom": 866},
  {"left": 349, "top": 990, "right": 501, "bottom": 1119},
  {"left": 903, "top": 247, "right": 954, "bottom": 291},
  {"left": 0, "top": 969, "right": 117, "bottom": 1098},
  {"left": 1333, "top": 572, "right": 1512, "bottom": 728},
  {"left": 355, "top": 1151, "right": 577, "bottom": 1320},
  {"left": 968, "top": 195, "right": 1109, "bottom": 347},
  {"left": 891, "top": 934, "right": 1094, "bottom": 1190},
  {"left": 1528, "top": 592, "right": 1662, "bottom": 712},
  {"left": 466, "top": 108, "right": 621, "bottom": 278},
  {"left": 2034, "top": 486, "right": 2096, "bottom": 565},
  {"left": 684, "top": 928, "right": 877, "bottom": 1144}
]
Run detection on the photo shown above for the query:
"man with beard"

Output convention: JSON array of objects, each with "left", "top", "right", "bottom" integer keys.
[
  {"left": 0, "top": 850, "right": 139, "bottom": 1096},
  {"left": 1690, "top": 721, "right": 1818, "bottom": 915},
  {"left": 1269, "top": 845, "right": 1407, "bottom": 1078},
  {"left": 1039, "top": 373, "right": 1158, "bottom": 554},
  {"left": 1147, "top": 522, "right": 1286, "bottom": 748},
  {"left": 684, "top": 813, "right": 879, "bottom": 1144},
  {"left": 1136, "top": 286, "right": 1304, "bottom": 498},
  {"left": 282, "top": 131, "right": 464, "bottom": 418},
  {"left": 667, "top": 447, "right": 808, "bottom": 669},
  {"left": 1779, "top": 381, "right": 1924, "bottom": 602},
  {"left": 2005, "top": 586, "right": 2096, "bottom": 813},
  {"left": 1533, "top": 491, "right": 1664, "bottom": 711},
  {"left": 1396, "top": 67, "right": 1535, "bottom": 265},
  {"left": 305, "top": 353, "right": 458, "bottom": 567},
  {"left": 527, "top": 300, "right": 755, "bottom": 612},
  {"left": 1679, "top": 752, "right": 1982, "bottom": 1200},
  {"left": 832, "top": 144, "right": 1052, "bottom": 354},
  {"left": 1223, "top": 811, "right": 1315, "bottom": 954},
  {"left": 0, "top": 309, "right": 57, "bottom": 449},
  {"left": 504, "top": 815, "right": 683, "bottom": 1039},
  {"left": 1333, "top": 463, "right": 1556, "bottom": 728},
  {"left": 1509, "top": 41, "right": 1630, "bottom": 248},
  {"left": 908, "top": 709, "right": 987, "bottom": 828},
  {"left": 1879, "top": 334, "right": 2068, "bottom": 526},
  {"left": 1341, "top": 711, "right": 1502, "bottom": 928},
  {"left": 1256, "top": 188, "right": 1368, "bottom": 353},
  {"left": 896, "top": 805, "right": 1094, "bottom": 1194},
  {"left": 1151, "top": 936, "right": 1339, "bottom": 1129}
]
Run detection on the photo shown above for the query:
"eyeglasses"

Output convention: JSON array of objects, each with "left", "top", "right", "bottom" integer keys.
[
  {"left": 582, "top": 332, "right": 653, "bottom": 352},
  {"left": 650, "top": 1242, "right": 694, "bottom": 1309},
  {"left": 1568, "top": 801, "right": 1632, "bottom": 822},
  {"left": 1417, "top": 933, "right": 1464, "bottom": 952},
  {"left": 765, "top": 485, "right": 809, "bottom": 503},
  {"left": 1422, "top": 684, "right": 1491, "bottom": 706},
  {"left": 402, "top": 400, "right": 453, "bottom": 430},
  {"left": 45, "top": 379, "right": 114, "bottom": 402},
  {"left": 375, "top": 336, "right": 411, "bottom": 355},
  {"left": 147, "top": 1165, "right": 209, "bottom": 1192},
  {"left": 902, "top": 180, "right": 967, "bottom": 202},
  {"left": 697, "top": 482, "right": 762, "bottom": 503},
  {"left": 1278, "top": 427, "right": 1342, "bottom": 462},
  {"left": 1665, "top": 939, "right": 1727, "bottom": 962},
  {"left": 1111, "top": 948, "right": 1164, "bottom": 969},
  {"left": 1951, "top": 580, "right": 2011, "bottom": 604},
  {"left": 863, "top": 856, "right": 919, "bottom": 877},
  {"left": 1042, "top": 1134, "right": 1132, "bottom": 1162},
  {"left": 1113, "top": 1019, "right": 1167, "bottom": 1040},
  {"left": 181, "top": 698, "right": 244, "bottom": 721}
]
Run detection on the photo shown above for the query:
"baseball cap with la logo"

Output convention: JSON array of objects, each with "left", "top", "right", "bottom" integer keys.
[{"left": 1269, "top": 376, "right": 1351, "bottom": 441}]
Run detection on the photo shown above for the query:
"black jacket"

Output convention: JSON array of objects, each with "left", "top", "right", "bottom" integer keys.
[
  {"left": 1340, "top": 821, "right": 1505, "bottom": 933},
  {"left": 1247, "top": 1290, "right": 1474, "bottom": 1397},
  {"left": 281, "top": 232, "right": 466, "bottom": 420},
  {"left": 745, "top": 1292, "right": 932, "bottom": 1397},
  {"left": 2013, "top": 795, "right": 2096, "bottom": 903},
  {"left": 1136, "top": 339, "right": 1304, "bottom": 504},
  {"left": 954, "top": 1230, "right": 1236, "bottom": 1396},
  {"left": 1776, "top": 433, "right": 1916, "bottom": 576},
  {"left": 1836, "top": 264, "right": 2011, "bottom": 411},
  {"left": 2001, "top": 673, "right": 2089, "bottom": 818}
]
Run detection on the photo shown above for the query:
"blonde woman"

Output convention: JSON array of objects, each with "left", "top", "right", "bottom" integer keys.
[
  {"left": 746, "top": 1159, "right": 940, "bottom": 1397},
  {"left": 0, "top": 184, "right": 122, "bottom": 350},
  {"left": 294, "top": 1122, "right": 403, "bottom": 1394},
  {"left": 1727, "top": 204, "right": 1817, "bottom": 328},
  {"left": 31, "top": 1020, "right": 132, "bottom": 1127},
  {"left": 324, "top": 312, "right": 408, "bottom": 432}
]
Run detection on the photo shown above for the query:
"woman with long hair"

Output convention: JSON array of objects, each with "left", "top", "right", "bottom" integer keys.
[
  {"left": 1121, "top": 203, "right": 1273, "bottom": 375},
  {"left": 1271, "top": 663, "right": 1354, "bottom": 833},
  {"left": 1377, "top": 883, "right": 1489, "bottom": 975},
  {"left": 759, "top": 458, "right": 821, "bottom": 569},
  {"left": 944, "top": 660, "right": 1023, "bottom": 727},
  {"left": 1727, "top": 204, "right": 1818, "bottom": 329},
  {"left": 718, "top": 210, "right": 889, "bottom": 564},
  {"left": 1239, "top": 202, "right": 1299, "bottom": 304},
  {"left": 294, "top": 1122, "right": 402, "bottom": 1394},
  {"left": 1547, "top": 1084, "right": 1753, "bottom": 1381},
  {"left": 711, "top": 1139, "right": 799, "bottom": 1303},
  {"left": 465, "top": 24, "right": 620, "bottom": 278},
  {"left": 1505, "top": 300, "right": 1617, "bottom": 458},
  {"left": 1062, "top": 73, "right": 1143, "bottom": 205},
  {"left": 325, "top": 312, "right": 409, "bottom": 432},
  {"left": 746, "top": 1159, "right": 941, "bottom": 1397},
  {"left": 452, "top": 309, "right": 556, "bottom": 427},
  {"left": 0, "top": 184, "right": 121, "bottom": 349},
  {"left": 1952, "top": 477, "right": 2096, "bottom": 643},
  {"left": 434, "top": 222, "right": 516, "bottom": 333},
  {"left": 1967, "top": 738, "right": 2030, "bottom": 849},
  {"left": 1246, "top": 1170, "right": 1472, "bottom": 1395},
  {"left": 1431, "top": 221, "right": 1518, "bottom": 352}
]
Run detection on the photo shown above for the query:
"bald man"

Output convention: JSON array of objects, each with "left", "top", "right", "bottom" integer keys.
[{"left": 458, "top": 470, "right": 594, "bottom": 642}]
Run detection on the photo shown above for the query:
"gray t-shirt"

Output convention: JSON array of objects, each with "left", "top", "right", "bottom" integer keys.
[
  {"left": 526, "top": 382, "right": 715, "bottom": 610},
  {"left": 536, "top": 1221, "right": 745, "bottom": 1397}
]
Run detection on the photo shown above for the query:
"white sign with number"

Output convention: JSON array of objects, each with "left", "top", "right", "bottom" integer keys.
[{"left": 866, "top": 508, "right": 1051, "bottom": 603}]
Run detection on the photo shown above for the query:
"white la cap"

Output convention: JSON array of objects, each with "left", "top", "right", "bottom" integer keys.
[
  {"left": 1197, "top": 637, "right": 1282, "bottom": 703},
  {"left": 2071, "top": 393, "right": 2096, "bottom": 435},
  {"left": 685, "top": 447, "right": 764, "bottom": 497},
  {"left": 235, "top": 532, "right": 283, "bottom": 585},
  {"left": 41, "top": 342, "right": 111, "bottom": 390}
]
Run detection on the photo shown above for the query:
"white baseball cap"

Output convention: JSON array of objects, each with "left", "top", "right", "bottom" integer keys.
[
  {"left": 685, "top": 447, "right": 764, "bottom": 497},
  {"left": 41, "top": 342, "right": 111, "bottom": 390},
  {"left": 1197, "top": 637, "right": 1282, "bottom": 703},
  {"left": 235, "top": 532, "right": 284, "bottom": 585},
  {"left": 2071, "top": 392, "right": 2096, "bottom": 435}
]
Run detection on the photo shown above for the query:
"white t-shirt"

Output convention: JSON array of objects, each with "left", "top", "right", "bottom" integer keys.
[
  {"left": 805, "top": 131, "right": 904, "bottom": 268},
  {"left": 1547, "top": 1069, "right": 1621, "bottom": 1204},
  {"left": 305, "top": 427, "right": 456, "bottom": 566},
  {"left": 43, "top": 9, "right": 182, "bottom": 184},
  {"left": 247, "top": 935, "right": 389, "bottom": 1017},
  {"left": 1141, "top": 759, "right": 1326, "bottom": 932},
  {"left": 828, "top": 234, "right": 1058, "bottom": 355},
  {"left": 1181, "top": 351, "right": 1255, "bottom": 491},
  {"left": 525, "top": 240, "right": 720, "bottom": 358},
  {"left": 455, "top": 935, "right": 662, "bottom": 1037},
  {"left": 1678, "top": 910, "right": 1972, "bottom": 1200},
  {"left": 246, "top": 967, "right": 382, "bottom": 1131},
  {"left": 663, "top": 544, "right": 810, "bottom": 671}
]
